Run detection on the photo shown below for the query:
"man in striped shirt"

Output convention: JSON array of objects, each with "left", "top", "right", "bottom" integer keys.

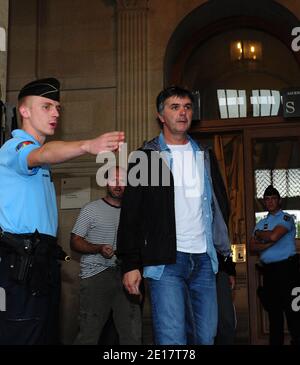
[{"left": 70, "top": 167, "right": 142, "bottom": 345}]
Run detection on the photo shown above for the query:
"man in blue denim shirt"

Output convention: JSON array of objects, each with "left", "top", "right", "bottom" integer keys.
[{"left": 117, "top": 86, "right": 231, "bottom": 345}]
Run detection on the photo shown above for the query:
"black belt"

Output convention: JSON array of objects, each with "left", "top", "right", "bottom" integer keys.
[
  {"left": 261, "top": 254, "right": 299, "bottom": 270},
  {"left": 0, "top": 228, "right": 70, "bottom": 261},
  {"left": 0, "top": 228, "right": 56, "bottom": 242}
]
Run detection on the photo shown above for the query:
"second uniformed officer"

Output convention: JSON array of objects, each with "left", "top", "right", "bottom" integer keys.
[{"left": 250, "top": 185, "right": 300, "bottom": 345}]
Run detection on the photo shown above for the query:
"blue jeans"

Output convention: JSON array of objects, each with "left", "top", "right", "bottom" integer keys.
[{"left": 147, "top": 251, "right": 217, "bottom": 345}]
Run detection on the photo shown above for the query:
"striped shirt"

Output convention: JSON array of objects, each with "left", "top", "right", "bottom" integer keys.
[{"left": 72, "top": 198, "right": 121, "bottom": 279}]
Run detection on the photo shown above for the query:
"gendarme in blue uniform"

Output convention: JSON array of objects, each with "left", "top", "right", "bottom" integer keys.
[
  {"left": 254, "top": 210, "right": 296, "bottom": 264},
  {"left": 0, "top": 129, "right": 58, "bottom": 236}
]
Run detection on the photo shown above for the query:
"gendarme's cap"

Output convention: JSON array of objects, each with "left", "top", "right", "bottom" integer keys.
[
  {"left": 263, "top": 185, "right": 281, "bottom": 198},
  {"left": 18, "top": 77, "right": 60, "bottom": 102}
]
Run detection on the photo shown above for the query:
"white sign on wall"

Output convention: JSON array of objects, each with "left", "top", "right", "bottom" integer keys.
[{"left": 60, "top": 177, "right": 91, "bottom": 209}]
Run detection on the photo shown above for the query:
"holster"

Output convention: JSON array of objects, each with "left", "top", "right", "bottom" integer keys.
[
  {"left": 0, "top": 231, "right": 37, "bottom": 284},
  {"left": 9, "top": 251, "right": 34, "bottom": 283},
  {"left": 0, "top": 229, "right": 67, "bottom": 295}
]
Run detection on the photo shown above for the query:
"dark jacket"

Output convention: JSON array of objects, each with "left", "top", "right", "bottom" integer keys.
[{"left": 117, "top": 134, "right": 231, "bottom": 274}]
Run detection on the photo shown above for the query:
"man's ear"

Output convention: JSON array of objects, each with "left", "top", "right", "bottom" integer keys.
[
  {"left": 157, "top": 113, "right": 165, "bottom": 125},
  {"left": 19, "top": 105, "right": 30, "bottom": 119}
]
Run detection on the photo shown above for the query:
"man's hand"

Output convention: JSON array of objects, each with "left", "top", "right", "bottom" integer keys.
[
  {"left": 228, "top": 275, "right": 236, "bottom": 290},
  {"left": 123, "top": 269, "right": 142, "bottom": 295},
  {"left": 82, "top": 131, "right": 125, "bottom": 154},
  {"left": 249, "top": 236, "right": 273, "bottom": 254},
  {"left": 98, "top": 244, "right": 114, "bottom": 258}
]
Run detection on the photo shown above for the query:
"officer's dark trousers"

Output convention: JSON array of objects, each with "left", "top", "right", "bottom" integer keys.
[
  {"left": 0, "top": 253, "right": 61, "bottom": 345},
  {"left": 262, "top": 255, "right": 300, "bottom": 346}
]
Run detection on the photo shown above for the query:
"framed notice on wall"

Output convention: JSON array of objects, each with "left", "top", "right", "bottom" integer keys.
[
  {"left": 282, "top": 88, "right": 300, "bottom": 118},
  {"left": 60, "top": 177, "right": 91, "bottom": 209}
]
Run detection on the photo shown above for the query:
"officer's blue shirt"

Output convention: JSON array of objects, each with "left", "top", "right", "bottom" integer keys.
[
  {"left": 255, "top": 210, "right": 296, "bottom": 264},
  {"left": 0, "top": 129, "right": 58, "bottom": 236}
]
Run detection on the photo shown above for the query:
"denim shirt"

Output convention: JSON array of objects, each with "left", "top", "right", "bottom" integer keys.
[{"left": 143, "top": 132, "right": 219, "bottom": 279}]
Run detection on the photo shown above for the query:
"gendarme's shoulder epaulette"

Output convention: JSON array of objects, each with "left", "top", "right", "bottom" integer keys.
[{"left": 283, "top": 214, "right": 290, "bottom": 221}]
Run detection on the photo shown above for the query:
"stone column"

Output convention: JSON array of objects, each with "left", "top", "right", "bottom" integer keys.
[{"left": 116, "top": 0, "right": 149, "bottom": 152}]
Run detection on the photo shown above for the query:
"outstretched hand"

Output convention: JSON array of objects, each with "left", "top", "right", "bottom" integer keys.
[{"left": 84, "top": 131, "right": 125, "bottom": 155}]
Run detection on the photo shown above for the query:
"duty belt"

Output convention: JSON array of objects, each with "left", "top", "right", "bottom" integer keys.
[{"left": 0, "top": 228, "right": 70, "bottom": 293}]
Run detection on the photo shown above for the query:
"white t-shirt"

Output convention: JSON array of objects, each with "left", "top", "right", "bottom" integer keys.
[{"left": 168, "top": 142, "right": 207, "bottom": 253}]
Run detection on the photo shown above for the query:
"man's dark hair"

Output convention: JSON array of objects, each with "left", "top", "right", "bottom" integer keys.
[
  {"left": 156, "top": 86, "right": 194, "bottom": 128},
  {"left": 156, "top": 86, "right": 194, "bottom": 114},
  {"left": 263, "top": 185, "right": 281, "bottom": 199}
]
